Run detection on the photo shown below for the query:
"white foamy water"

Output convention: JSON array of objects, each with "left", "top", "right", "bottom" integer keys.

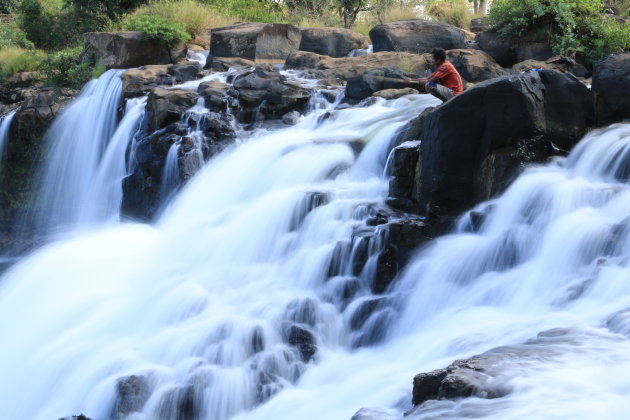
[
  {"left": 4, "top": 62, "right": 630, "bottom": 420},
  {"left": 0, "top": 109, "right": 16, "bottom": 169},
  {"left": 0, "top": 92, "right": 439, "bottom": 420}
]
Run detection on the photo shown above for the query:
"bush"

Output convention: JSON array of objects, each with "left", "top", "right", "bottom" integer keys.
[
  {"left": 427, "top": 0, "right": 471, "bottom": 28},
  {"left": 129, "top": 0, "right": 215, "bottom": 38},
  {"left": 0, "top": 23, "right": 35, "bottom": 50},
  {"left": 38, "top": 46, "right": 95, "bottom": 88},
  {"left": 487, "top": 0, "right": 628, "bottom": 63},
  {"left": 0, "top": 47, "right": 45, "bottom": 82},
  {"left": 17, "top": 0, "right": 77, "bottom": 50},
  {"left": 125, "top": 15, "right": 191, "bottom": 49}
]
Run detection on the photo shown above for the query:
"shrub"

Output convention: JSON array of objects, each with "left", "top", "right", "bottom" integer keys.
[
  {"left": 200, "top": 0, "right": 286, "bottom": 23},
  {"left": 125, "top": 15, "right": 191, "bottom": 49},
  {"left": 0, "top": 23, "right": 35, "bottom": 50},
  {"left": 38, "top": 46, "right": 94, "bottom": 88},
  {"left": 488, "top": 0, "right": 629, "bottom": 63},
  {"left": 427, "top": 0, "right": 471, "bottom": 28},
  {"left": 0, "top": 47, "right": 45, "bottom": 82}
]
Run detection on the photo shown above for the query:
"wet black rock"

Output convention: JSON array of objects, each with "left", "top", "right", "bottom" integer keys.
[
  {"left": 112, "top": 375, "right": 150, "bottom": 419},
  {"left": 156, "top": 385, "right": 199, "bottom": 420},
  {"left": 419, "top": 70, "right": 594, "bottom": 215},
  {"left": 146, "top": 88, "right": 199, "bottom": 133},
  {"left": 168, "top": 62, "right": 203, "bottom": 83},
  {"left": 345, "top": 68, "right": 413, "bottom": 101},
  {"left": 286, "top": 325, "right": 317, "bottom": 362},
  {"left": 412, "top": 355, "right": 505, "bottom": 406},
  {"left": 58, "top": 415, "right": 92, "bottom": 420},
  {"left": 475, "top": 31, "right": 516, "bottom": 67},
  {"left": 593, "top": 52, "right": 630, "bottom": 126}
]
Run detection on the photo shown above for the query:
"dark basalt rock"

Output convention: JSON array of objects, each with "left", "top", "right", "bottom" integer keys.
[
  {"left": 345, "top": 68, "right": 416, "bottom": 101},
  {"left": 593, "top": 52, "right": 630, "bottom": 126},
  {"left": 370, "top": 20, "right": 468, "bottom": 53},
  {"left": 299, "top": 27, "right": 368, "bottom": 58},
  {"left": 419, "top": 70, "right": 594, "bottom": 215},
  {"left": 286, "top": 325, "right": 317, "bottom": 362},
  {"left": 84, "top": 31, "right": 186, "bottom": 69},
  {"left": 210, "top": 22, "right": 301, "bottom": 62},
  {"left": 475, "top": 31, "right": 516, "bottom": 67},
  {"left": 58, "top": 415, "right": 92, "bottom": 420},
  {"left": 446, "top": 49, "right": 508, "bottom": 83},
  {"left": 412, "top": 355, "right": 506, "bottom": 406},
  {"left": 122, "top": 66, "right": 173, "bottom": 98},
  {"left": 146, "top": 88, "right": 199, "bottom": 133},
  {"left": 168, "top": 62, "right": 203, "bottom": 83},
  {"left": 230, "top": 68, "right": 311, "bottom": 123},
  {"left": 112, "top": 375, "right": 150, "bottom": 419}
]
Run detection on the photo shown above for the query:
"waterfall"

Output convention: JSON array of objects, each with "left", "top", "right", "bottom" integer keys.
[
  {"left": 23, "top": 70, "right": 143, "bottom": 234},
  {"left": 4, "top": 65, "right": 630, "bottom": 420},
  {"left": 160, "top": 143, "right": 181, "bottom": 204},
  {"left": 0, "top": 109, "right": 16, "bottom": 170},
  {"left": 0, "top": 93, "right": 439, "bottom": 420}
]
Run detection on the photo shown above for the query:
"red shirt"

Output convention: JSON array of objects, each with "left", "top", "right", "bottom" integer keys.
[{"left": 431, "top": 61, "right": 463, "bottom": 95}]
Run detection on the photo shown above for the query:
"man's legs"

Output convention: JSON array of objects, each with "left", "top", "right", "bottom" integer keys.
[{"left": 424, "top": 82, "right": 454, "bottom": 102}]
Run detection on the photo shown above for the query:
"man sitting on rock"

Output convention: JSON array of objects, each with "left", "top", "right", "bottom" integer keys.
[{"left": 406, "top": 48, "right": 463, "bottom": 102}]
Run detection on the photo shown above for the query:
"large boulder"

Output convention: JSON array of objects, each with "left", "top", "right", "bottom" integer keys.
[
  {"left": 299, "top": 27, "right": 368, "bottom": 58},
  {"left": 369, "top": 20, "right": 468, "bottom": 54},
  {"left": 419, "top": 70, "right": 594, "bottom": 214},
  {"left": 84, "top": 32, "right": 186, "bottom": 69},
  {"left": 475, "top": 31, "right": 516, "bottom": 67},
  {"left": 593, "top": 52, "right": 630, "bottom": 125},
  {"left": 210, "top": 22, "right": 301, "bottom": 63},
  {"left": 446, "top": 49, "right": 507, "bottom": 83},
  {"left": 286, "top": 51, "right": 431, "bottom": 81}
]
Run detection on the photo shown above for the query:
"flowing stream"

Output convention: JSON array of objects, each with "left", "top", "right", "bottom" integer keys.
[{"left": 2, "top": 66, "right": 630, "bottom": 420}]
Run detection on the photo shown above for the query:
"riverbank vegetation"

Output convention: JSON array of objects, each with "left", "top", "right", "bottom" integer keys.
[{"left": 0, "top": 0, "right": 628, "bottom": 86}]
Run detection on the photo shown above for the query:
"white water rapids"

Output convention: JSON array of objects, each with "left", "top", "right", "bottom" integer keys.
[{"left": 2, "top": 66, "right": 630, "bottom": 420}]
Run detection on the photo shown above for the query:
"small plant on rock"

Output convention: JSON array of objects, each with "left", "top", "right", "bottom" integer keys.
[{"left": 125, "top": 14, "right": 191, "bottom": 61}]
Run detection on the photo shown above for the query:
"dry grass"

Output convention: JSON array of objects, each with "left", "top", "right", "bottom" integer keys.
[
  {"left": 131, "top": 0, "right": 233, "bottom": 37},
  {"left": 426, "top": 0, "right": 471, "bottom": 29},
  {"left": 0, "top": 47, "right": 45, "bottom": 81}
]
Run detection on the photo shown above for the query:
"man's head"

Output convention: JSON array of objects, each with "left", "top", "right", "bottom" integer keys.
[{"left": 431, "top": 48, "right": 447, "bottom": 66}]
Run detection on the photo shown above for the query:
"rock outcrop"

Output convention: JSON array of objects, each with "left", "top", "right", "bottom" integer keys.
[
  {"left": 370, "top": 20, "right": 468, "bottom": 53},
  {"left": 146, "top": 88, "right": 199, "bottom": 133},
  {"left": 84, "top": 32, "right": 186, "bottom": 69},
  {"left": 345, "top": 68, "right": 420, "bottom": 101},
  {"left": 419, "top": 70, "right": 594, "bottom": 215},
  {"left": 299, "top": 27, "right": 368, "bottom": 58},
  {"left": 593, "top": 52, "right": 630, "bottom": 125},
  {"left": 210, "top": 23, "right": 301, "bottom": 63}
]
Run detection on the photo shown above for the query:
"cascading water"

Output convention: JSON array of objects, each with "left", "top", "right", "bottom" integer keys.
[
  {"left": 0, "top": 109, "right": 16, "bottom": 169},
  {"left": 4, "top": 62, "right": 630, "bottom": 420},
  {"left": 0, "top": 90, "right": 439, "bottom": 420},
  {"left": 22, "top": 70, "right": 135, "bottom": 234}
]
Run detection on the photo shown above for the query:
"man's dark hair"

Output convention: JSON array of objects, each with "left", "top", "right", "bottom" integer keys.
[{"left": 431, "top": 48, "right": 447, "bottom": 62}]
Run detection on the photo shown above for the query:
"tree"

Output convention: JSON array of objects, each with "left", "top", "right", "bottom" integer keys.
[{"left": 336, "top": 0, "right": 371, "bottom": 28}]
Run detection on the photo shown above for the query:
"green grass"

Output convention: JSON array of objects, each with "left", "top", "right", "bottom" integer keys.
[{"left": 0, "top": 47, "right": 45, "bottom": 82}]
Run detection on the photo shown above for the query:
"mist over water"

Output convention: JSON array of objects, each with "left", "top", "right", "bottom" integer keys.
[{"left": 2, "top": 65, "right": 630, "bottom": 420}]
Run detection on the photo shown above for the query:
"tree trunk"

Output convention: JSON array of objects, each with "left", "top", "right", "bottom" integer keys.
[
  {"left": 479, "top": 0, "right": 487, "bottom": 15},
  {"left": 473, "top": 0, "right": 479, "bottom": 14}
]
